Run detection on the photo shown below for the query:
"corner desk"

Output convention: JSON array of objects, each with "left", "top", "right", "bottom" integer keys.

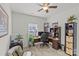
[{"left": 33, "top": 36, "right": 60, "bottom": 50}]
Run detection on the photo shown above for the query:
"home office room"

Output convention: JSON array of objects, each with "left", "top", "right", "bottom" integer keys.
[{"left": 0, "top": 0, "right": 79, "bottom": 57}]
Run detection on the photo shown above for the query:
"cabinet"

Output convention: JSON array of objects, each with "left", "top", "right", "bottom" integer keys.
[
  {"left": 52, "top": 39, "right": 60, "bottom": 49},
  {"left": 65, "top": 22, "right": 77, "bottom": 56}
]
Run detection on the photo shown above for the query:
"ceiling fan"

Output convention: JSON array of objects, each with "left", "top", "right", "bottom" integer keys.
[{"left": 38, "top": 3, "right": 57, "bottom": 13}]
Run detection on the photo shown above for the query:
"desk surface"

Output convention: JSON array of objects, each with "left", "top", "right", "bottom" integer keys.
[
  {"left": 48, "top": 37, "right": 59, "bottom": 40},
  {"left": 34, "top": 36, "right": 59, "bottom": 40},
  {"left": 48, "top": 37, "right": 53, "bottom": 40},
  {"left": 34, "top": 36, "right": 41, "bottom": 39},
  {"left": 34, "top": 36, "right": 54, "bottom": 40}
]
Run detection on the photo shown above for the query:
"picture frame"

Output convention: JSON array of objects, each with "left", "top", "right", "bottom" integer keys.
[
  {"left": 0, "top": 5, "right": 8, "bottom": 38},
  {"left": 52, "top": 22, "right": 58, "bottom": 28}
]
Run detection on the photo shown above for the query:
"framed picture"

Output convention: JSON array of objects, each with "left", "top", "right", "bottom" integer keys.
[
  {"left": 52, "top": 22, "right": 58, "bottom": 28},
  {"left": 0, "top": 5, "right": 8, "bottom": 38}
]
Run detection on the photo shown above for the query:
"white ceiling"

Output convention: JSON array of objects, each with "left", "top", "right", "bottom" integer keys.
[{"left": 10, "top": 3, "right": 79, "bottom": 18}]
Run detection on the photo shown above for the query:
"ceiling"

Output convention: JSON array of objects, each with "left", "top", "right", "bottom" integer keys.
[{"left": 10, "top": 3, "right": 79, "bottom": 18}]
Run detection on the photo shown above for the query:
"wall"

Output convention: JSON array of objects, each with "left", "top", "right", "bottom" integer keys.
[
  {"left": 0, "top": 4, "right": 11, "bottom": 56},
  {"left": 46, "top": 7, "right": 79, "bottom": 55},
  {"left": 12, "top": 12, "right": 46, "bottom": 47}
]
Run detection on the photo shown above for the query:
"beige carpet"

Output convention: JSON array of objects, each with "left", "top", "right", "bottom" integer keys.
[{"left": 24, "top": 46, "right": 68, "bottom": 56}]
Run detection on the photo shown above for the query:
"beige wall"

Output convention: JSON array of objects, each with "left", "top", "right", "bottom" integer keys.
[
  {"left": 12, "top": 12, "right": 46, "bottom": 47},
  {"left": 46, "top": 7, "right": 79, "bottom": 55},
  {"left": 0, "top": 4, "right": 11, "bottom": 55}
]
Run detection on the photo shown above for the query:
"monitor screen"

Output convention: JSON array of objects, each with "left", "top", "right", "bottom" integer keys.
[{"left": 38, "top": 32, "right": 44, "bottom": 36}]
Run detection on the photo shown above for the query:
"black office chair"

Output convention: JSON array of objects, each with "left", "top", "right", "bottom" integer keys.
[{"left": 41, "top": 32, "right": 49, "bottom": 46}]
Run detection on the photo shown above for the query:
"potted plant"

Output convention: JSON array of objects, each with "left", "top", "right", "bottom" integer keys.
[
  {"left": 15, "top": 34, "right": 23, "bottom": 41},
  {"left": 67, "top": 15, "right": 77, "bottom": 23},
  {"left": 29, "top": 34, "right": 34, "bottom": 47}
]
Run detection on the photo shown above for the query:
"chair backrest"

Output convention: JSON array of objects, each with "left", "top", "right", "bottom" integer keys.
[{"left": 41, "top": 32, "right": 48, "bottom": 42}]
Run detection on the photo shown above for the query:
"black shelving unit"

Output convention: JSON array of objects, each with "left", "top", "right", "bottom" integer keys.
[
  {"left": 50, "top": 27, "right": 61, "bottom": 49},
  {"left": 65, "top": 22, "right": 77, "bottom": 56},
  {"left": 50, "top": 27, "right": 61, "bottom": 41}
]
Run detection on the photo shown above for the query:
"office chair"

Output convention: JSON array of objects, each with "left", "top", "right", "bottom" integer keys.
[{"left": 40, "top": 32, "right": 49, "bottom": 46}]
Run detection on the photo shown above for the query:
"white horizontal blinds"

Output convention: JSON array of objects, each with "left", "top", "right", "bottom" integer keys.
[{"left": 28, "top": 24, "right": 38, "bottom": 36}]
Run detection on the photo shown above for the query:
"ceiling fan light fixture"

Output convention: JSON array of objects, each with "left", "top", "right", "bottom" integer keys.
[
  {"left": 38, "top": 3, "right": 57, "bottom": 13},
  {"left": 42, "top": 6, "right": 48, "bottom": 11}
]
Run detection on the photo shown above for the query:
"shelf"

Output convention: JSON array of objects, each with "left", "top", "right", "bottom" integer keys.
[
  {"left": 66, "top": 48, "right": 73, "bottom": 55},
  {"left": 66, "top": 43, "right": 73, "bottom": 49},
  {"left": 65, "top": 22, "right": 77, "bottom": 56},
  {"left": 66, "top": 47, "right": 73, "bottom": 50},
  {"left": 66, "top": 41, "right": 73, "bottom": 43}
]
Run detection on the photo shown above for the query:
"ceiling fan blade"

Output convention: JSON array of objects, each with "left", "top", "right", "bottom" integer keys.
[
  {"left": 47, "top": 3, "right": 50, "bottom": 5},
  {"left": 38, "top": 8, "right": 43, "bottom": 12},
  {"left": 38, "top": 4, "right": 43, "bottom": 6},
  {"left": 49, "top": 6, "right": 57, "bottom": 8},
  {"left": 46, "top": 9, "right": 48, "bottom": 13}
]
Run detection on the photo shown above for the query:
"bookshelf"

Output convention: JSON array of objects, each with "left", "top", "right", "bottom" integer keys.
[
  {"left": 50, "top": 26, "right": 61, "bottom": 49},
  {"left": 65, "top": 22, "right": 77, "bottom": 56}
]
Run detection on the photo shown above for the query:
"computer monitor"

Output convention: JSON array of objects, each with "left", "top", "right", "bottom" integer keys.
[{"left": 38, "top": 32, "right": 44, "bottom": 36}]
